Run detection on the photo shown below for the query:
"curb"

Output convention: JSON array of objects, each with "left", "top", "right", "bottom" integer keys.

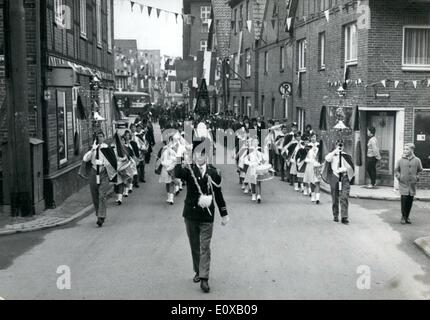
[
  {"left": 0, "top": 205, "right": 95, "bottom": 237},
  {"left": 414, "top": 236, "right": 430, "bottom": 258}
]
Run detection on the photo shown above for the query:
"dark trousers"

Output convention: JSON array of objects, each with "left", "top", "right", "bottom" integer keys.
[
  {"left": 366, "top": 156, "right": 378, "bottom": 186},
  {"left": 330, "top": 174, "right": 350, "bottom": 219},
  {"left": 114, "top": 184, "right": 124, "bottom": 194},
  {"left": 401, "top": 195, "right": 414, "bottom": 218},
  {"left": 185, "top": 219, "right": 214, "bottom": 280},
  {"left": 137, "top": 161, "right": 145, "bottom": 182},
  {"left": 89, "top": 169, "right": 110, "bottom": 219}
]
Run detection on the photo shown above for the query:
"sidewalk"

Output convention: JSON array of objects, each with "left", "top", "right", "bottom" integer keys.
[
  {"left": 320, "top": 182, "right": 430, "bottom": 202},
  {"left": 0, "top": 184, "right": 101, "bottom": 237}
]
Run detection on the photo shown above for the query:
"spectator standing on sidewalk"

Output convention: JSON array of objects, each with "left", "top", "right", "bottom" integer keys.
[
  {"left": 366, "top": 127, "right": 381, "bottom": 189},
  {"left": 394, "top": 143, "right": 423, "bottom": 225}
]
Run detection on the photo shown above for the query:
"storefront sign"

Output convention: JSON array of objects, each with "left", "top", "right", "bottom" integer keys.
[
  {"left": 229, "top": 79, "right": 241, "bottom": 90},
  {"left": 417, "top": 134, "right": 426, "bottom": 142}
]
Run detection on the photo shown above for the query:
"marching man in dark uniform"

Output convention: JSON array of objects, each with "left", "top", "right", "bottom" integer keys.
[{"left": 174, "top": 143, "right": 230, "bottom": 293}]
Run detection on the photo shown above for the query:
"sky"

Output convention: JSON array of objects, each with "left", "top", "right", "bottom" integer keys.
[{"left": 114, "top": 0, "right": 183, "bottom": 57}]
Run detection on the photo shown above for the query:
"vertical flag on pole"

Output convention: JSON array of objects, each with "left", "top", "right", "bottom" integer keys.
[
  {"left": 395, "top": 80, "right": 400, "bottom": 88},
  {"left": 324, "top": 10, "right": 330, "bottom": 22}
]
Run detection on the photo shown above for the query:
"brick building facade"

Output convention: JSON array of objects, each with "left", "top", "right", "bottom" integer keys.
[
  {"left": 228, "top": 0, "right": 266, "bottom": 117},
  {"left": 257, "top": 0, "right": 294, "bottom": 121},
  {"left": 0, "top": 0, "right": 115, "bottom": 211},
  {"left": 287, "top": 0, "right": 430, "bottom": 188}
]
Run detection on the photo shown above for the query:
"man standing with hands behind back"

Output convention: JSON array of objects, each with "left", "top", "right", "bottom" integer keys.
[
  {"left": 325, "top": 140, "right": 355, "bottom": 225},
  {"left": 175, "top": 143, "right": 230, "bottom": 294}
]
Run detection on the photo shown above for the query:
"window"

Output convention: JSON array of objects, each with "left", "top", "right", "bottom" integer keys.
[
  {"left": 201, "top": 6, "right": 211, "bottom": 24},
  {"left": 318, "top": 32, "right": 326, "bottom": 69},
  {"left": 298, "top": 39, "right": 306, "bottom": 71},
  {"left": 200, "top": 40, "right": 208, "bottom": 51},
  {"left": 234, "top": 9, "right": 238, "bottom": 33},
  {"left": 80, "top": 0, "right": 87, "bottom": 38},
  {"left": 96, "top": 0, "right": 102, "bottom": 48},
  {"left": 245, "top": 49, "right": 251, "bottom": 77},
  {"left": 240, "top": 5, "right": 244, "bottom": 30},
  {"left": 234, "top": 53, "right": 239, "bottom": 78},
  {"left": 54, "top": 0, "right": 66, "bottom": 28},
  {"left": 403, "top": 26, "right": 430, "bottom": 70},
  {"left": 261, "top": 95, "right": 265, "bottom": 116},
  {"left": 280, "top": 46, "right": 285, "bottom": 71},
  {"left": 107, "top": 0, "right": 112, "bottom": 51},
  {"left": 57, "top": 91, "right": 67, "bottom": 166},
  {"left": 298, "top": 108, "right": 306, "bottom": 132},
  {"left": 72, "top": 88, "right": 83, "bottom": 155},
  {"left": 414, "top": 109, "right": 430, "bottom": 169},
  {"left": 246, "top": 1, "right": 250, "bottom": 21},
  {"left": 201, "top": 24, "right": 209, "bottom": 33},
  {"left": 271, "top": 98, "right": 276, "bottom": 118},
  {"left": 344, "top": 23, "right": 358, "bottom": 64},
  {"left": 264, "top": 51, "right": 269, "bottom": 74}
]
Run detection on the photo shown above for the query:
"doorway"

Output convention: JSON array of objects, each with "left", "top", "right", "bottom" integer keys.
[{"left": 366, "top": 112, "right": 396, "bottom": 186}]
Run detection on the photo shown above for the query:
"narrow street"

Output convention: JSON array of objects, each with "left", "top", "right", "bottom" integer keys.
[{"left": 1, "top": 125, "right": 429, "bottom": 300}]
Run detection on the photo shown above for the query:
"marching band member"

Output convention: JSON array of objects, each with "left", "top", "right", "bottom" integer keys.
[
  {"left": 123, "top": 130, "right": 139, "bottom": 196},
  {"left": 237, "top": 139, "right": 251, "bottom": 194},
  {"left": 83, "top": 131, "right": 111, "bottom": 228},
  {"left": 136, "top": 123, "right": 149, "bottom": 184},
  {"left": 244, "top": 138, "right": 269, "bottom": 203},
  {"left": 130, "top": 124, "right": 140, "bottom": 189},
  {"left": 303, "top": 133, "right": 323, "bottom": 204},
  {"left": 274, "top": 125, "right": 288, "bottom": 181},
  {"left": 111, "top": 133, "right": 132, "bottom": 206},
  {"left": 288, "top": 132, "right": 302, "bottom": 191},
  {"left": 296, "top": 136, "right": 310, "bottom": 195},
  {"left": 158, "top": 135, "right": 178, "bottom": 205}
]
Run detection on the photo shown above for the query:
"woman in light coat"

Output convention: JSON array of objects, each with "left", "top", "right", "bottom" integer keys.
[
  {"left": 395, "top": 143, "right": 423, "bottom": 224},
  {"left": 244, "top": 138, "right": 269, "bottom": 203}
]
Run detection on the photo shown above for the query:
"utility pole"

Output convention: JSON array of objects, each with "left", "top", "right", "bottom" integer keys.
[{"left": 4, "top": 0, "right": 33, "bottom": 217}]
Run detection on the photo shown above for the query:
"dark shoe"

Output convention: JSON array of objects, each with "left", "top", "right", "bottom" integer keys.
[
  {"left": 333, "top": 217, "right": 339, "bottom": 222},
  {"left": 134, "top": 184, "right": 140, "bottom": 189},
  {"left": 142, "top": 180, "right": 146, "bottom": 183},
  {"left": 128, "top": 190, "right": 133, "bottom": 194},
  {"left": 97, "top": 218, "right": 104, "bottom": 227},
  {"left": 200, "top": 279, "right": 210, "bottom": 293},
  {"left": 193, "top": 273, "right": 200, "bottom": 283},
  {"left": 406, "top": 218, "right": 412, "bottom": 224},
  {"left": 116, "top": 200, "right": 122, "bottom": 206},
  {"left": 316, "top": 200, "right": 320, "bottom": 205},
  {"left": 341, "top": 218, "right": 349, "bottom": 225},
  {"left": 401, "top": 217, "right": 406, "bottom": 225}
]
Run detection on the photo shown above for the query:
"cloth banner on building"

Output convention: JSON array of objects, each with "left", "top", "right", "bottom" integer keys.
[
  {"left": 247, "top": 20, "right": 252, "bottom": 32},
  {"left": 203, "top": 51, "right": 212, "bottom": 84}
]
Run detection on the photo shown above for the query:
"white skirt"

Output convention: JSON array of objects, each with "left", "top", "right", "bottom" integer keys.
[
  {"left": 303, "top": 164, "right": 321, "bottom": 184},
  {"left": 159, "top": 167, "right": 173, "bottom": 184}
]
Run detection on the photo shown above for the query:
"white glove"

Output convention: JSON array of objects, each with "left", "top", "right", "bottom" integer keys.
[
  {"left": 339, "top": 167, "right": 347, "bottom": 173},
  {"left": 95, "top": 160, "right": 103, "bottom": 166},
  {"left": 221, "top": 215, "right": 230, "bottom": 226},
  {"left": 92, "top": 141, "right": 99, "bottom": 151}
]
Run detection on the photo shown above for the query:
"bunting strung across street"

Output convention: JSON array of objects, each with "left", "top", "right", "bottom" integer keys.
[
  {"left": 327, "top": 77, "right": 430, "bottom": 91},
  {"left": 128, "top": 0, "right": 197, "bottom": 25}
]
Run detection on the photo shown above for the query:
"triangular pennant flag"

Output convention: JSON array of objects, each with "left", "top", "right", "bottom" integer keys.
[
  {"left": 147, "top": 6, "right": 152, "bottom": 17},
  {"left": 286, "top": 17, "right": 292, "bottom": 31},
  {"left": 139, "top": 4, "right": 144, "bottom": 14},
  {"left": 381, "top": 80, "right": 386, "bottom": 88},
  {"left": 324, "top": 10, "right": 330, "bottom": 22},
  {"left": 130, "top": 1, "right": 135, "bottom": 11},
  {"left": 247, "top": 20, "right": 252, "bottom": 32},
  {"left": 207, "top": 18, "right": 212, "bottom": 30},
  {"left": 175, "top": 13, "right": 178, "bottom": 23},
  {"left": 413, "top": 80, "right": 417, "bottom": 88},
  {"left": 157, "top": 9, "right": 161, "bottom": 18},
  {"left": 395, "top": 80, "right": 400, "bottom": 88}
]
